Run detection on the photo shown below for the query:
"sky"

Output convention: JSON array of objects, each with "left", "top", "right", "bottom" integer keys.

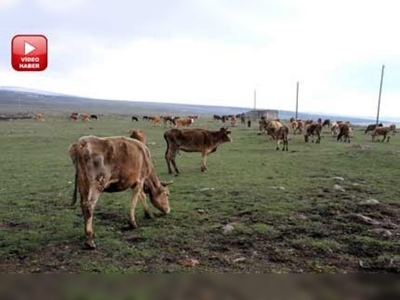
[{"left": 0, "top": 0, "right": 399, "bottom": 119}]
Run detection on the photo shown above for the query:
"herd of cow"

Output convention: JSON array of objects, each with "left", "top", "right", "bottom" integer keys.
[{"left": 65, "top": 112, "right": 397, "bottom": 249}]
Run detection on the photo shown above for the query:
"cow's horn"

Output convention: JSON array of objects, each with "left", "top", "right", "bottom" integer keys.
[{"left": 161, "top": 181, "right": 174, "bottom": 186}]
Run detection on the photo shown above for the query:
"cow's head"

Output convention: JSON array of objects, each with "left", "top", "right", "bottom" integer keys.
[
  {"left": 145, "top": 181, "right": 173, "bottom": 214},
  {"left": 219, "top": 127, "right": 232, "bottom": 142}
]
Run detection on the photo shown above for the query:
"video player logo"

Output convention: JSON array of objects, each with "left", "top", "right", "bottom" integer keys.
[{"left": 11, "top": 35, "right": 48, "bottom": 71}]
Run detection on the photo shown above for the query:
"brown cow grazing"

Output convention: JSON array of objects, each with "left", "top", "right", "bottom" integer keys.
[
  {"left": 337, "top": 123, "right": 352, "bottom": 143},
  {"left": 68, "top": 136, "right": 173, "bottom": 249},
  {"left": 364, "top": 123, "right": 382, "bottom": 134},
  {"left": 34, "top": 113, "right": 43, "bottom": 121},
  {"left": 304, "top": 123, "right": 322, "bottom": 143},
  {"left": 81, "top": 113, "right": 90, "bottom": 121},
  {"left": 162, "top": 116, "right": 176, "bottom": 127},
  {"left": 130, "top": 129, "right": 146, "bottom": 144},
  {"left": 372, "top": 127, "right": 392, "bottom": 142},
  {"left": 268, "top": 125, "right": 289, "bottom": 151},
  {"left": 175, "top": 117, "right": 194, "bottom": 128},
  {"left": 164, "top": 127, "right": 232, "bottom": 174},
  {"left": 264, "top": 120, "right": 283, "bottom": 140}
]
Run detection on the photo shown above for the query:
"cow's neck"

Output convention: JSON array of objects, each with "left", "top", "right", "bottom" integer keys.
[{"left": 146, "top": 169, "right": 162, "bottom": 198}]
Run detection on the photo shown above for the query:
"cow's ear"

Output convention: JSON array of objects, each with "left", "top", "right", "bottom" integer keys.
[
  {"left": 220, "top": 127, "right": 225, "bottom": 131},
  {"left": 161, "top": 181, "right": 174, "bottom": 187},
  {"left": 226, "top": 131, "right": 232, "bottom": 135}
]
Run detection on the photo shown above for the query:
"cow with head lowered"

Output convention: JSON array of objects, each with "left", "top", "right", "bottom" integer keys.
[
  {"left": 68, "top": 136, "right": 173, "bottom": 249},
  {"left": 164, "top": 127, "right": 232, "bottom": 174}
]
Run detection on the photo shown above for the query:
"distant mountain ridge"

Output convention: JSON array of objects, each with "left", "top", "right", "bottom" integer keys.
[{"left": 0, "top": 86, "right": 398, "bottom": 125}]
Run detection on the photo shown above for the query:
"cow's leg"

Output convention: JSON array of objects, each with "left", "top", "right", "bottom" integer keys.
[
  {"left": 129, "top": 182, "right": 143, "bottom": 229},
  {"left": 81, "top": 187, "right": 101, "bottom": 249},
  {"left": 201, "top": 152, "right": 208, "bottom": 172},
  {"left": 276, "top": 139, "right": 280, "bottom": 151},
  {"left": 170, "top": 149, "right": 180, "bottom": 174},
  {"left": 382, "top": 134, "right": 386, "bottom": 142},
  {"left": 164, "top": 147, "right": 173, "bottom": 174},
  {"left": 139, "top": 191, "right": 155, "bottom": 219}
]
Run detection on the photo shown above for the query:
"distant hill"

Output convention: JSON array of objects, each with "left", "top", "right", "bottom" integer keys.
[{"left": 0, "top": 86, "right": 396, "bottom": 125}]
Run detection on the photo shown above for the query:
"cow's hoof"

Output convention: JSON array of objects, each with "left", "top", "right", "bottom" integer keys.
[
  {"left": 84, "top": 239, "right": 96, "bottom": 250},
  {"left": 129, "top": 221, "right": 139, "bottom": 229},
  {"left": 144, "top": 211, "right": 156, "bottom": 219}
]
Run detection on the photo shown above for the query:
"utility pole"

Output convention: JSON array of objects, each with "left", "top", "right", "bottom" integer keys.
[
  {"left": 295, "top": 81, "right": 299, "bottom": 120},
  {"left": 376, "top": 65, "right": 385, "bottom": 125},
  {"left": 253, "top": 89, "right": 257, "bottom": 119}
]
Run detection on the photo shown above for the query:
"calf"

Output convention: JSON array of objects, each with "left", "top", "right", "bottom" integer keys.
[
  {"left": 69, "top": 136, "right": 173, "bottom": 249},
  {"left": 268, "top": 125, "right": 289, "bottom": 151},
  {"left": 164, "top": 127, "right": 232, "bottom": 174}
]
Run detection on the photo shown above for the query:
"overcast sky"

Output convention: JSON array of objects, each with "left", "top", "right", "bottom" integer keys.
[{"left": 1, "top": 0, "right": 399, "bottom": 119}]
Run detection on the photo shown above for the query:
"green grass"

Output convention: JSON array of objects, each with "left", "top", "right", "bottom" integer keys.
[{"left": 0, "top": 117, "right": 399, "bottom": 273}]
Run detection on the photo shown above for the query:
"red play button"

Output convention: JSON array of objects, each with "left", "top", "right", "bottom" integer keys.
[{"left": 11, "top": 35, "right": 48, "bottom": 71}]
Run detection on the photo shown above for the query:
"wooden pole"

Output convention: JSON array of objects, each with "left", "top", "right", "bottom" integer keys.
[
  {"left": 253, "top": 89, "right": 257, "bottom": 119},
  {"left": 295, "top": 81, "right": 299, "bottom": 120},
  {"left": 376, "top": 65, "right": 385, "bottom": 125}
]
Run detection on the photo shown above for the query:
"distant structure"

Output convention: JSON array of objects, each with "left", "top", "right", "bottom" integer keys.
[{"left": 244, "top": 109, "right": 279, "bottom": 120}]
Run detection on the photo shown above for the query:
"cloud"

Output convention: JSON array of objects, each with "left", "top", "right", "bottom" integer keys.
[{"left": 1, "top": 0, "right": 399, "bottom": 119}]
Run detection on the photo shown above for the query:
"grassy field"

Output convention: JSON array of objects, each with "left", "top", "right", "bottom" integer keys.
[{"left": 0, "top": 116, "right": 399, "bottom": 273}]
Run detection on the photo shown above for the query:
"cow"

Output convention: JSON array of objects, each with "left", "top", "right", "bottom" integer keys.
[
  {"left": 130, "top": 129, "right": 146, "bottom": 144},
  {"left": 372, "top": 127, "right": 392, "bottom": 142},
  {"left": 213, "top": 114, "right": 222, "bottom": 122},
  {"left": 322, "top": 119, "right": 331, "bottom": 128},
  {"left": 221, "top": 115, "right": 227, "bottom": 123},
  {"left": 132, "top": 116, "right": 139, "bottom": 122},
  {"left": 70, "top": 113, "right": 78, "bottom": 121},
  {"left": 304, "top": 123, "right": 322, "bottom": 143},
  {"left": 240, "top": 116, "right": 246, "bottom": 124},
  {"left": 162, "top": 116, "right": 176, "bottom": 127},
  {"left": 247, "top": 120, "right": 251, "bottom": 128},
  {"left": 143, "top": 116, "right": 149, "bottom": 121},
  {"left": 264, "top": 121, "right": 283, "bottom": 140},
  {"left": 175, "top": 117, "right": 194, "bottom": 128},
  {"left": 267, "top": 125, "right": 289, "bottom": 151},
  {"left": 337, "top": 123, "right": 352, "bottom": 143},
  {"left": 390, "top": 124, "right": 396, "bottom": 134},
  {"left": 164, "top": 127, "right": 232, "bottom": 174},
  {"left": 230, "top": 116, "right": 237, "bottom": 127},
  {"left": 34, "top": 113, "right": 43, "bottom": 121},
  {"left": 68, "top": 136, "right": 173, "bottom": 249},
  {"left": 317, "top": 118, "right": 322, "bottom": 125},
  {"left": 331, "top": 122, "right": 340, "bottom": 137},
  {"left": 292, "top": 120, "right": 304, "bottom": 135},
  {"left": 90, "top": 114, "right": 98, "bottom": 120},
  {"left": 150, "top": 116, "right": 161, "bottom": 126},
  {"left": 365, "top": 123, "right": 382, "bottom": 134},
  {"left": 81, "top": 113, "right": 90, "bottom": 121},
  {"left": 289, "top": 117, "right": 295, "bottom": 123}
]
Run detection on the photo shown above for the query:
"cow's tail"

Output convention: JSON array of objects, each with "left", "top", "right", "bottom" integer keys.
[{"left": 68, "top": 142, "right": 79, "bottom": 206}]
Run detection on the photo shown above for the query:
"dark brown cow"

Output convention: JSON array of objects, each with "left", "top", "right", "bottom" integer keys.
[
  {"left": 213, "top": 114, "right": 222, "bottom": 121},
  {"left": 365, "top": 123, "right": 383, "bottom": 134},
  {"left": 68, "top": 136, "right": 173, "bottom": 249},
  {"left": 90, "top": 114, "right": 98, "bottom": 120},
  {"left": 337, "top": 123, "right": 353, "bottom": 143},
  {"left": 70, "top": 113, "right": 78, "bottom": 121},
  {"left": 247, "top": 120, "right": 251, "bottom": 128},
  {"left": 164, "top": 127, "right": 232, "bottom": 174},
  {"left": 322, "top": 119, "right": 331, "bottom": 127},
  {"left": 304, "top": 123, "right": 322, "bottom": 143},
  {"left": 372, "top": 127, "right": 392, "bottom": 142},
  {"left": 130, "top": 129, "right": 146, "bottom": 144}
]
